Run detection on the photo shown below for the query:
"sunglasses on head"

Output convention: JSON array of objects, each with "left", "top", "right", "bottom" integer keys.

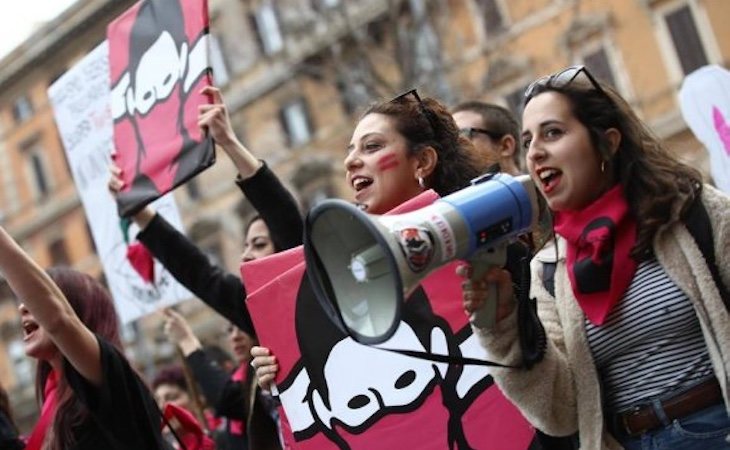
[
  {"left": 459, "top": 127, "right": 503, "bottom": 141},
  {"left": 390, "top": 88, "right": 438, "bottom": 136},
  {"left": 524, "top": 65, "right": 607, "bottom": 101}
]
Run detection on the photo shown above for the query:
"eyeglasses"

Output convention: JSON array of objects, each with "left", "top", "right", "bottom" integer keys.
[
  {"left": 459, "top": 127, "right": 503, "bottom": 141},
  {"left": 390, "top": 88, "right": 438, "bottom": 137},
  {"left": 524, "top": 65, "right": 607, "bottom": 101}
]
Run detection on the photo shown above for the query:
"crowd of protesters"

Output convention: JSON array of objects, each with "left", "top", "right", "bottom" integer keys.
[{"left": 1, "top": 64, "right": 728, "bottom": 450}]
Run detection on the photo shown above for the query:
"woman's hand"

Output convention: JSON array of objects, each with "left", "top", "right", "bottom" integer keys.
[
  {"left": 198, "top": 86, "right": 262, "bottom": 179},
  {"left": 162, "top": 309, "right": 201, "bottom": 357},
  {"left": 250, "top": 346, "right": 278, "bottom": 391},
  {"left": 107, "top": 158, "right": 156, "bottom": 229},
  {"left": 457, "top": 264, "right": 516, "bottom": 326}
]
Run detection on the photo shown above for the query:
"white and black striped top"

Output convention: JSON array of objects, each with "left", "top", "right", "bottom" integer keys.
[{"left": 585, "top": 258, "right": 714, "bottom": 413}]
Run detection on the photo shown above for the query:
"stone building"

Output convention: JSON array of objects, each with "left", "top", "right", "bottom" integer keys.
[{"left": 0, "top": 0, "right": 727, "bottom": 431}]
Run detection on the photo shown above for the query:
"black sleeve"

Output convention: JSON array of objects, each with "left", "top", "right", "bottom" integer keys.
[
  {"left": 64, "top": 336, "right": 166, "bottom": 449},
  {"left": 185, "top": 350, "right": 247, "bottom": 420},
  {"left": 137, "top": 214, "right": 255, "bottom": 335},
  {"left": 0, "top": 413, "right": 22, "bottom": 450},
  {"left": 236, "top": 161, "right": 304, "bottom": 251}
]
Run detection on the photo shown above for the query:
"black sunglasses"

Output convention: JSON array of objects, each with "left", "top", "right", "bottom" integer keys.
[
  {"left": 459, "top": 127, "right": 503, "bottom": 141},
  {"left": 524, "top": 65, "right": 607, "bottom": 101},
  {"left": 390, "top": 88, "right": 438, "bottom": 137}
]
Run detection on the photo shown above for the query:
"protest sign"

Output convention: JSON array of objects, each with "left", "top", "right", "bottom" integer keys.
[
  {"left": 108, "top": 0, "right": 215, "bottom": 217},
  {"left": 679, "top": 64, "right": 730, "bottom": 193},
  {"left": 49, "top": 41, "right": 191, "bottom": 324},
  {"left": 242, "top": 191, "right": 536, "bottom": 449}
]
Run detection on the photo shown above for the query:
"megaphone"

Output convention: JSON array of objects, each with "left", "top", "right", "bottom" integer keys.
[{"left": 304, "top": 172, "right": 540, "bottom": 345}]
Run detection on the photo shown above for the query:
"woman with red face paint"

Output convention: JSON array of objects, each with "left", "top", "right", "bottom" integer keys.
[
  {"left": 461, "top": 66, "right": 730, "bottom": 449},
  {"left": 251, "top": 90, "right": 483, "bottom": 390},
  {"left": 247, "top": 92, "right": 540, "bottom": 450},
  {"left": 0, "top": 229, "right": 167, "bottom": 449}
]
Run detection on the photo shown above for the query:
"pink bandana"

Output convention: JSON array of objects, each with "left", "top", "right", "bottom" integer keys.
[{"left": 554, "top": 185, "right": 638, "bottom": 325}]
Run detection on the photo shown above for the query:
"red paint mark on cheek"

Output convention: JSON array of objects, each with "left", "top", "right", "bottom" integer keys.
[{"left": 377, "top": 153, "right": 400, "bottom": 172}]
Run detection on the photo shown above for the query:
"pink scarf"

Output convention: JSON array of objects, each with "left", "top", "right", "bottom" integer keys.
[
  {"left": 553, "top": 185, "right": 638, "bottom": 325},
  {"left": 26, "top": 370, "right": 59, "bottom": 450}
]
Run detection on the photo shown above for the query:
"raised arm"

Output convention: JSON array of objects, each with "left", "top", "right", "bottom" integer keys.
[{"left": 0, "top": 228, "right": 102, "bottom": 385}]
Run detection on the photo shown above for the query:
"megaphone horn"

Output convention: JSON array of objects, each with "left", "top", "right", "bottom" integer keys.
[{"left": 304, "top": 173, "right": 540, "bottom": 345}]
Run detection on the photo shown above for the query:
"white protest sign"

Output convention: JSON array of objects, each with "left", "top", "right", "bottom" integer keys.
[
  {"left": 48, "top": 41, "right": 191, "bottom": 324},
  {"left": 679, "top": 64, "right": 730, "bottom": 193}
]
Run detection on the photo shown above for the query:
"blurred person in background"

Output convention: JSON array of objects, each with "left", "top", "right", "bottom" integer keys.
[{"left": 452, "top": 101, "right": 522, "bottom": 175}]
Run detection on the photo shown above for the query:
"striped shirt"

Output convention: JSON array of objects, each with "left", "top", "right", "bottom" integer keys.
[{"left": 585, "top": 258, "right": 714, "bottom": 413}]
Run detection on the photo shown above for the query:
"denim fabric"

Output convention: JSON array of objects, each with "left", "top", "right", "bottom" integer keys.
[{"left": 617, "top": 403, "right": 730, "bottom": 450}]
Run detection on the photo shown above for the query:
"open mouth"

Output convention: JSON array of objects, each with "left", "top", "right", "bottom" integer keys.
[
  {"left": 352, "top": 176, "right": 373, "bottom": 192},
  {"left": 22, "top": 321, "right": 39, "bottom": 338},
  {"left": 537, "top": 168, "right": 562, "bottom": 192}
]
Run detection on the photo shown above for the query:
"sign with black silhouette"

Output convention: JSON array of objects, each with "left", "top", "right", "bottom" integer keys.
[
  {"left": 48, "top": 42, "right": 191, "bottom": 324},
  {"left": 242, "top": 191, "right": 536, "bottom": 450},
  {"left": 108, "top": 0, "right": 215, "bottom": 217}
]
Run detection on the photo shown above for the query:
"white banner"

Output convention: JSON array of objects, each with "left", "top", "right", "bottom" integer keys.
[
  {"left": 48, "top": 41, "right": 191, "bottom": 324},
  {"left": 679, "top": 64, "right": 730, "bottom": 193}
]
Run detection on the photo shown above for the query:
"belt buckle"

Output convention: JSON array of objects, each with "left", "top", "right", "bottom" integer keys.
[{"left": 622, "top": 406, "right": 650, "bottom": 437}]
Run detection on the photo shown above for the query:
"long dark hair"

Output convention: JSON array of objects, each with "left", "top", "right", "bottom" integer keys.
[
  {"left": 34, "top": 268, "right": 122, "bottom": 450},
  {"left": 525, "top": 79, "right": 703, "bottom": 258},
  {"left": 363, "top": 94, "right": 483, "bottom": 196}
]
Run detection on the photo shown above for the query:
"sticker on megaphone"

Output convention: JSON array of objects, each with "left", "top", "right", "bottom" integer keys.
[{"left": 304, "top": 173, "right": 541, "bottom": 345}]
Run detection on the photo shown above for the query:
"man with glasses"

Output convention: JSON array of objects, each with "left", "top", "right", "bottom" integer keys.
[{"left": 452, "top": 101, "right": 522, "bottom": 176}]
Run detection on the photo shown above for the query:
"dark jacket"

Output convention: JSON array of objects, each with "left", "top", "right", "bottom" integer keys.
[{"left": 137, "top": 162, "right": 303, "bottom": 449}]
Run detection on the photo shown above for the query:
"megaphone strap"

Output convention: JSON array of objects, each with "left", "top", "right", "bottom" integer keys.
[{"left": 374, "top": 347, "right": 521, "bottom": 369}]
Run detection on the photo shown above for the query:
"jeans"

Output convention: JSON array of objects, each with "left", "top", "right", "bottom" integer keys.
[{"left": 617, "top": 402, "right": 730, "bottom": 450}]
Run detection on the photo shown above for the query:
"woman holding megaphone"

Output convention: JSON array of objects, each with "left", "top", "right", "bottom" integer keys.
[
  {"left": 251, "top": 90, "right": 484, "bottom": 388},
  {"left": 461, "top": 66, "right": 730, "bottom": 449}
]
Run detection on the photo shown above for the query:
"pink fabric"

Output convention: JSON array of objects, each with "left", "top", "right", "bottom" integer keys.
[{"left": 25, "top": 370, "right": 59, "bottom": 450}]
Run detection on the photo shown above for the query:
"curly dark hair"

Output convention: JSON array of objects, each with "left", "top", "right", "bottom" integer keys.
[
  {"left": 362, "top": 92, "right": 484, "bottom": 196},
  {"left": 524, "top": 74, "right": 703, "bottom": 258}
]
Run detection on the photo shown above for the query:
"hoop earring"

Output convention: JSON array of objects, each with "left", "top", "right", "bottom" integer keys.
[
  {"left": 600, "top": 160, "right": 606, "bottom": 174},
  {"left": 417, "top": 175, "right": 426, "bottom": 189}
]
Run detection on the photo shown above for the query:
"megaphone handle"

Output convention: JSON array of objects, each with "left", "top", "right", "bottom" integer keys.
[{"left": 467, "top": 246, "right": 507, "bottom": 330}]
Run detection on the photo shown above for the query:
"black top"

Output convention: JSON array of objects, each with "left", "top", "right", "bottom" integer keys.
[
  {"left": 186, "top": 350, "right": 248, "bottom": 449},
  {"left": 64, "top": 336, "right": 168, "bottom": 450},
  {"left": 137, "top": 162, "right": 303, "bottom": 336},
  {"left": 0, "top": 411, "right": 22, "bottom": 450}
]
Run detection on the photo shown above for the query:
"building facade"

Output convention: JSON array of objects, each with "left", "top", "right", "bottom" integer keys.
[{"left": 0, "top": 0, "right": 727, "bottom": 432}]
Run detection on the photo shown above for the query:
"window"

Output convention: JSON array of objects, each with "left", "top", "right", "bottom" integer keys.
[
  {"left": 21, "top": 138, "right": 52, "bottom": 199},
  {"left": 664, "top": 5, "right": 708, "bottom": 75},
  {"left": 280, "top": 99, "right": 313, "bottom": 147},
  {"left": 209, "top": 33, "right": 230, "bottom": 86},
  {"left": 505, "top": 85, "right": 528, "bottom": 116},
  {"left": 583, "top": 47, "right": 616, "bottom": 88},
  {"left": 12, "top": 95, "right": 34, "bottom": 124},
  {"left": 252, "top": 3, "right": 283, "bottom": 56},
  {"left": 316, "top": 0, "right": 341, "bottom": 10},
  {"left": 186, "top": 177, "right": 201, "bottom": 200},
  {"left": 49, "top": 237, "right": 71, "bottom": 266},
  {"left": 476, "top": 0, "right": 505, "bottom": 36}
]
